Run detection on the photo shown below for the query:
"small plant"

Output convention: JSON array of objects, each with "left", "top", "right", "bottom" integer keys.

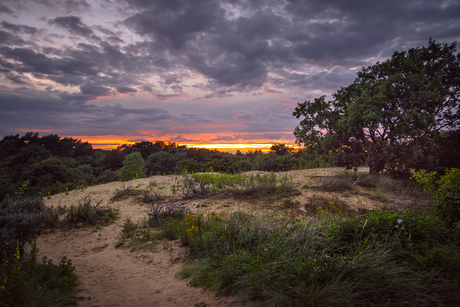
[
  {"left": 171, "top": 183, "right": 178, "bottom": 195},
  {"left": 66, "top": 196, "right": 118, "bottom": 226},
  {"left": 111, "top": 184, "right": 136, "bottom": 202},
  {"left": 147, "top": 180, "right": 157, "bottom": 189},
  {"left": 76, "top": 184, "right": 88, "bottom": 190},
  {"left": 14, "top": 180, "right": 29, "bottom": 198},
  {"left": 136, "top": 190, "right": 162, "bottom": 204},
  {"left": 121, "top": 218, "right": 137, "bottom": 239},
  {"left": 46, "top": 192, "right": 51, "bottom": 199},
  {"left": 65, "top": 188, "right": 69, "bottom": 195}
]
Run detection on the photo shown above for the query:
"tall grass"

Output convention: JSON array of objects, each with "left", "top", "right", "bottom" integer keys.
[
  {"left": 160, "top": 209, "right": 460, "bottom": 306},
  {"left": 180, "top": 171, "right": 297, "bottom": 198}
]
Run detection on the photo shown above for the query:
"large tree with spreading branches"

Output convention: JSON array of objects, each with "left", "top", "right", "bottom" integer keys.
[{"left": 293, "top": 39, "right": 460, "bottom": 175}]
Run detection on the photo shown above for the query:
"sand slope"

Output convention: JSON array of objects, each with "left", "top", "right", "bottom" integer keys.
[{"left": 36, "top": 167, "right": 396, "bottom": 306}]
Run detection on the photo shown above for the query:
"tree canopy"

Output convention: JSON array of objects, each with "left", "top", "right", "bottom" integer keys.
[{"left": 293, "top": 39, "right": 460, "bottom": 175}]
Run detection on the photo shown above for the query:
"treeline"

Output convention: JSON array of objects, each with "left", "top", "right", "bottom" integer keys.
[{"left": 0, "top": 133, "right": 329, "bottom": 201}]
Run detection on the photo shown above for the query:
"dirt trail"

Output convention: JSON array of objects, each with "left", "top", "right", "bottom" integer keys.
[{"left": 36, "top": 168, "right": 376, "bottom": 306}]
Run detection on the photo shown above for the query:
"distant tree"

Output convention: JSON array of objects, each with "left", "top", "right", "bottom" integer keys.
[
  {"left": 270, "top": 143, "right": 293, "bottom": 155},
  {"left": 293, "top": 39, "right": 460, "bottom": 175},
  {"left": 146, "top": 151, "right": 177, "bottom": 175}
]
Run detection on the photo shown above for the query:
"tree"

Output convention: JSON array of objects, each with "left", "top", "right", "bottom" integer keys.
[
  {"left": 118, "top": 152, "right": 146, "bottom": 181},
  {"left": 293, "top": 39, "right": 460, "bottom": 175},
  {"left": 270, "top": 143, "right": 294, "bottom": 155},
  {"left": 146, "top": 151, "right": 177, "bottom": 175}
]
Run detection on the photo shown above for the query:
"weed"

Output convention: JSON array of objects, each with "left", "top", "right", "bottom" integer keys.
[
  {"left": 110, "top": 183, "right": 137, "bottom": 202},
  {"left": 147, "top": 180, "right": 157, "bottom": 189},
  {"left": 121, "top": 218, "right": 137, "bottom": 239},
  {"left": 66, "top": 196, "right": 118, "bottom": 226},
  {"left": 136, "top": 190, "right": 162, "bottom": 204}
]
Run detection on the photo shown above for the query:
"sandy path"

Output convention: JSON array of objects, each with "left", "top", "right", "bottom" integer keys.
[
  {"left": 38, "top": 223, "right": 226, "bottom": 306},
  {"left": 36, "top": 167, "right": 376, "bottom": 306}
]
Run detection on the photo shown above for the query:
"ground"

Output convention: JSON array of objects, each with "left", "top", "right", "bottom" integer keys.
[{"left": 36, "top": 167, "right": 424, "bottom": 307}]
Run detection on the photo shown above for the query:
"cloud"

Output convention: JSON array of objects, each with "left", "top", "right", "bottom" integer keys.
[
  {"left": 1, "top": 21, "right": 40, "bottom": 35},
  {"left": 80, "top": 83, "right": 112, "bottom": 97},
  {"left": 0, "top": 4, "right": 15, "bottom": 17},
  {"left": 117, "top": 86, "right": 137, "bottom": 93},
  {"left": 49, "top": 16, "right": 94, "bottom": 37},
  {"left": 0, "top": 31, "right": 25, "bottom": 46},
  {"left": 0, "top": 0, "right": 460, "bottom": 143}
]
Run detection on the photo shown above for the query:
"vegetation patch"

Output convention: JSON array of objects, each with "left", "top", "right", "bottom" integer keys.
[{"left": 66, "top": 196, "right": 118, "bottom": 226}]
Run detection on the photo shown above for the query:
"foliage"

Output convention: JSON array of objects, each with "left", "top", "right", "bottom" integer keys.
[
  {"left": 118, "top": 152, "right": 146, "bottom": 182},
  {"left": 414, "top": 168, "right": 460, "bottom": 226},
  {"left": 269, "top": 143, "right": 294, "bottom": 155},
  {"left": 166, "top": 210, "right": 460, "bottom": 306},
  {"left": 293, "top": 39, "right": 460, "bottom": 175},
  {"left": 146, "top": 151, "right": 177, "bottom": 175},
  {"left": 66, "top": 196, "right": 118, "bottom": 226},
  {"left": 0, "top": 244, "right": 79, "bottom": 307}
]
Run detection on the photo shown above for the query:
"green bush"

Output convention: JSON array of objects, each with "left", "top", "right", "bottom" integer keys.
[
  {"left": 0, "top": 244, "right": 78, "bottom": 307},
  {"left": 414, "top": 168, "right": 460, "bottom": 227},
  {"left": 433, "top": 168, "right": 460, "bottom": 227},
  {"left": 118, "top": 152, "right": 146, "bottom": 181}
]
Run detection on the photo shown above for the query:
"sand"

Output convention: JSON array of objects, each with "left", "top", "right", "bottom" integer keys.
[{"left": 36, "top": 167, "right": 401, "bottom": 307}]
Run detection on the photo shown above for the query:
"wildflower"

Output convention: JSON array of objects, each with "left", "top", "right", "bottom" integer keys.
[{"left": 397, "top": 219, "right": 403, "bottom": 224}]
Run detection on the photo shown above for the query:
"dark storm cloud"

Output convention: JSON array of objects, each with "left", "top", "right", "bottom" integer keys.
[
  {"left": 49, "top": 16, "right": 95, "bottom": 37},
  {"left": 0, "top": 31, "right": 26, "bottom": 46},
  {"left": 107, "top": 36, "right": 124, "bottom": 44},
  {"left": 117, "top": 86, "right": 137, "bottom": 93},
  {"left": 1, "top": 0, "right": 460, "bottom": 141},
  {"left": 122, "top": 0, "right": 460, "bottom": 94},
  {"left": 0, "top": 4, "right": 15, "bottom": 17},
  {"left": 80, "top": 83, "right": 112, "bottom": 96},
  {"left": 93, "top": 25, "right": 116, "bottom": 36},
  {"left": 37, "top": 0, "right": 91, "bottom": 13},
  {"left": 1, "top": 21, "right": 40, "bottom": 35},
  {"left": 0, "top": 87, "right": 172, "bottom": 136},
  {"left": 0, "top": 46, "right": 99, "bottom": 76}
]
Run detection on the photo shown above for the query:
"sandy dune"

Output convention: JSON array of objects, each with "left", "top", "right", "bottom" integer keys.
[{"left": 36, "top": 167, "right": 396, "bottom": 307}]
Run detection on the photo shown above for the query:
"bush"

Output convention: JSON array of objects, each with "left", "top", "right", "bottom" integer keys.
[
  {"left": 433, "top": 168, "right": 460, "bottom": 227},
  {"left": 414, "top": 168, "right": 460, "bottom": 227},
  {"left": 66, "top": 196, "right": 118, "bottom": 226},
  {"left": 0, "top": 244, "right": 78, "bottom": 307},
  {"left": 118, "top": 152, "right": 146, "bottom": 181}
]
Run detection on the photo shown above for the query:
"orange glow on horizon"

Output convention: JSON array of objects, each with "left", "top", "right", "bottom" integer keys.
[{"left": 32, "top": 134, "right": 298, "bottom": 153}]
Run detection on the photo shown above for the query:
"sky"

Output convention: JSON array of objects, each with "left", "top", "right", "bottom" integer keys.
[{"left": 1, "top": 0, "right": 460, "bottom": 151}]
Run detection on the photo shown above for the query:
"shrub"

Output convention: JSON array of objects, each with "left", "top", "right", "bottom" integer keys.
[
  {"left": 118, "top": 152, "right": 145, "bottom": 182},
  {"left": 414, "top": 168, "right": 460, "bottom": 226},
  {"left": 96, "top": 169, "right": 118, "bottom": 184},
  {"left": 66, "top": 196, "right": 118, "bottom": 226},
  {"left": 0, "top": 244, "right": 78, "bottom": 307}
]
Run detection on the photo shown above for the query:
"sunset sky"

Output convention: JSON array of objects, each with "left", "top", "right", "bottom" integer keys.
[{"left": 1, "top": 0, "right": 460, "bottom": 151}]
